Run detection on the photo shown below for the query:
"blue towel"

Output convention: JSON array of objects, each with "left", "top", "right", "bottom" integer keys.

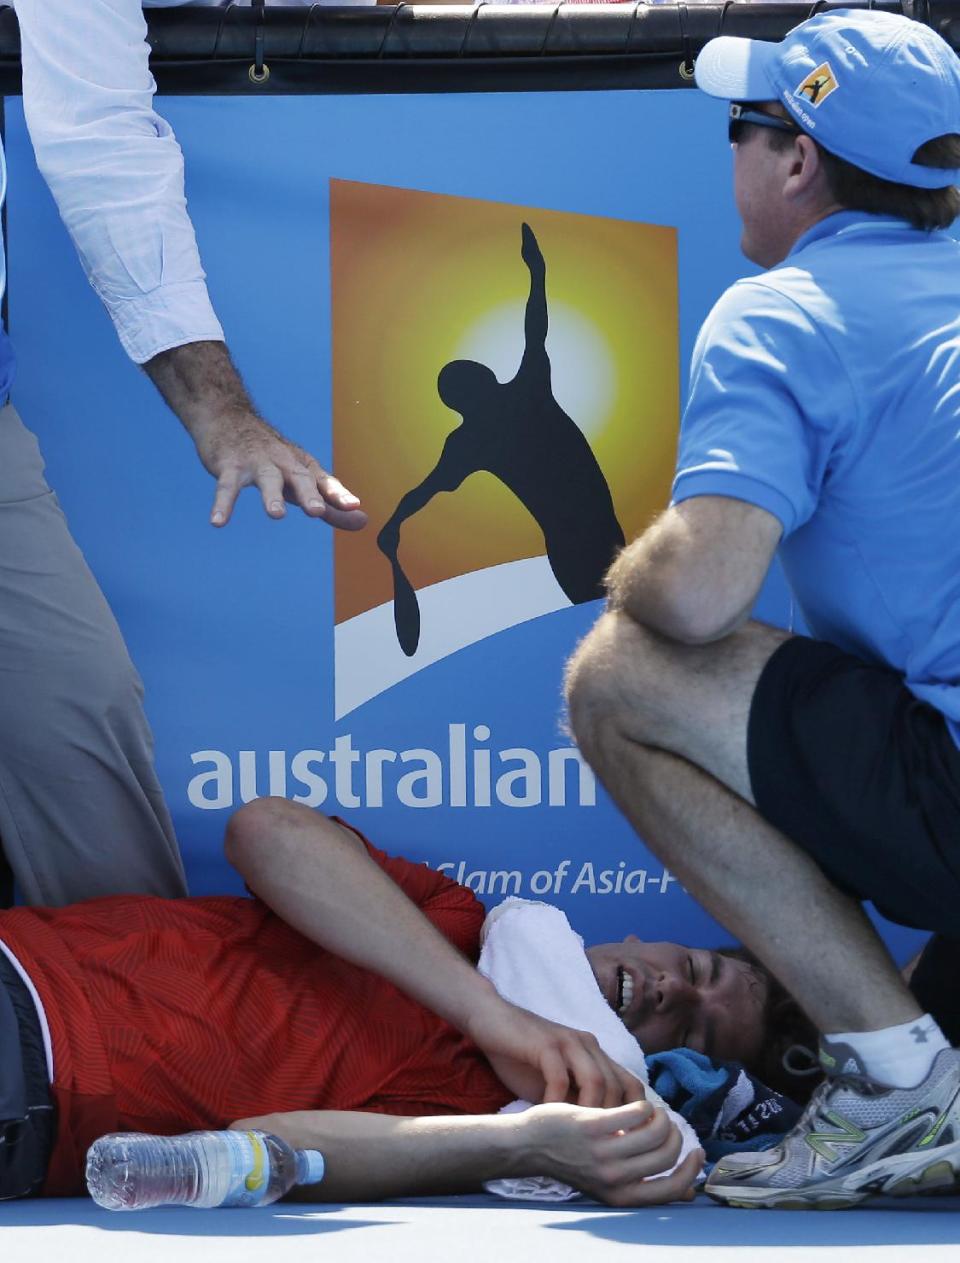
[{"left": 647, "top": 1048, "right": 801, "bottom": 1160}]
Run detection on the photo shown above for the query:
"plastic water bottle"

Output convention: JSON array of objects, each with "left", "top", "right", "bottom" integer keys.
[{"left": 85, "top": 1129, "right": 325, "bottom": 1210}]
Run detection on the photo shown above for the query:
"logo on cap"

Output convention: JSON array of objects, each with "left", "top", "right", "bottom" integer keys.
[{"left": 795, "top": 61, "right": 839, "bottom": 108}]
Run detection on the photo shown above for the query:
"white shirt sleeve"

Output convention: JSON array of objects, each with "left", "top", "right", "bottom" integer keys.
[{"left": 14, "top": 0, "right": 225, "bottom": 363}]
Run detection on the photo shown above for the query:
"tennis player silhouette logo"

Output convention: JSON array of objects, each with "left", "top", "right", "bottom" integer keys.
[
  {"left": 377, "top": 223, "right": 625, "bottom": 657},
  {"left": 796, "top": 61, "right": 838, "bottom": 107}
]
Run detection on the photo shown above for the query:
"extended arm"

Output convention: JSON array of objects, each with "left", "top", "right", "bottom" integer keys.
[
  {"left": 230, "top": 1101, "right": 702, "bottom": 1206},
  {"left": 377, "top": 429, "right": 478, "bottom": 653},
  {"left": 377, "top": 426, "right": 475, "bottom": 557},
  {"left": 521, "top": 224, "right": 548, "bottom": 350},
  {"left": 605, "top": 498, "right": 782, "bottom": 644},
  {"left": 225, "top": 799, "right": 644, "bottom": 1108},
  {"left": 519, "top": 223, "right": 549, "bottom": 379},
  {"left": 16, "top": 0, "right": 364, "bottom": 530}
]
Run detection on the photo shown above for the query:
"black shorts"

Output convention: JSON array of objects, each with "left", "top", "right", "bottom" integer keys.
[{"left": 747, "top": 636, "right": 960, "bottom": 936}]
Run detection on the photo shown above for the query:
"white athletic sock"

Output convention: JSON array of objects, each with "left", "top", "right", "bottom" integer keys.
[{"left": 823, "top": 1015, "right": 950, "bottom": 1089}]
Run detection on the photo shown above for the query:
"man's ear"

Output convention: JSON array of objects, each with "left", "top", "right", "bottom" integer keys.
[{"left": 783, "top": 134, "right": 826, "bottom": 202}]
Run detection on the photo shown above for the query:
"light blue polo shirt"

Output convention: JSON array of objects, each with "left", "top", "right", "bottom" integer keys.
[{"left": 673, "top": 210, "right": 960, "bottom": 744}]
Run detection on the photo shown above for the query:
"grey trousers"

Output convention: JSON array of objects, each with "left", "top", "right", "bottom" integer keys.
[{"left": 0, "top": 404, "right": 187, "bottom": 905}]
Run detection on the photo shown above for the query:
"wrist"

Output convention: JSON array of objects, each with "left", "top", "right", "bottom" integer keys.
[
  {"left": 492, "top": 1111, "right": 540, "bottom": 1181},
  {"left": 509, "top": 1104, "right": 571, "bottom": 1182},
  {"left": 144, "top": 341, "right": 257, "bottom": 435},
  {"left": 456, "top": 974, "right": 508, "bottom": 1039}
]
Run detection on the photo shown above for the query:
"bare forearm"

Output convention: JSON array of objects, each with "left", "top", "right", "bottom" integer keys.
[
  {"left": 225, "top": 804, "right": 498, "bottom": 1035},
  {"left": 605, "top": 519, "right": 731, "bottom": 643},
  {"left": 233, "top": 1101, "right": 702, "bottom": 1207},
  {"left": 232, "top": 1110, "right": 522, "bottom": 1202},
  {"left": 144, "top": 341, "right": 265, "bottom": 438},
  {"left": 606, "top": 542, "right": 746, "bottom": 645},
  {"left": 605, "top": 501, "right": 779, "bottom": 645}
]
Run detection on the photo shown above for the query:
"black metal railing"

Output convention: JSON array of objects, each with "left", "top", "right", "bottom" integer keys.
[{"left": 0, "top": 1, "right": 955, "bottom": 94}]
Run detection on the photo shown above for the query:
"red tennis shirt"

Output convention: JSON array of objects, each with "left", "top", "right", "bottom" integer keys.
[{"left": 0, "top": 831, "right": 511, "bottom": 1195}]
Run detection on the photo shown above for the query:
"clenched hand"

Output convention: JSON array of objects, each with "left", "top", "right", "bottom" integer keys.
[
  {"left": 465, "top": 991, "right": 646, "bottom": 1108},
  {"left": 522, "top": 1100, "right": 704, "bottom": 1206}
]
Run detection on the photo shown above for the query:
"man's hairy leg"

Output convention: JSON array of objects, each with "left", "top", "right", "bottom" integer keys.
[{"left": 565, "top": 613, "right": 920, "bottom": 1035}]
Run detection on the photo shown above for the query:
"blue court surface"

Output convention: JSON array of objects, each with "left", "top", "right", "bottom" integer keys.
[{"left": 3, "top": 1193, "right": 959, "bottom": 1263}]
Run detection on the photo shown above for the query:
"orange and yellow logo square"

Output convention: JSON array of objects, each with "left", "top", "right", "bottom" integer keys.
[
  {"left": 331, "top": 180, "right": 680, "bottom": 629},
  {"left": 796, "top": 61, "right": 839, "bottom": 108}
]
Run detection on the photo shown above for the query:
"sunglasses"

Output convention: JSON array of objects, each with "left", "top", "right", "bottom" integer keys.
[{"left": 728, "top": 102, "right": 804, "bottom": 145}]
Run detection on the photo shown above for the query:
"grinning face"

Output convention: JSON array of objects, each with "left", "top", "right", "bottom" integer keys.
[{"left": 585, "top": 936, "right": 769, "bottom": 1066}]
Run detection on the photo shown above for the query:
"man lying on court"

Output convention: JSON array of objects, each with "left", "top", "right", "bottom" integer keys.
[{"left": 0, "top": 798, "right": 735, "bottom": 1205}]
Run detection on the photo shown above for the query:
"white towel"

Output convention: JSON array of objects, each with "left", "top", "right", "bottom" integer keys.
[{"left": 477, "top": 897, "right": 700, "bottom": 1201}]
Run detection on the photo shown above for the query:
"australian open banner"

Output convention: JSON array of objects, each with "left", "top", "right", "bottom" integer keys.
[{"left": 6, "top": 88, "right": 869, "bottom": 953}]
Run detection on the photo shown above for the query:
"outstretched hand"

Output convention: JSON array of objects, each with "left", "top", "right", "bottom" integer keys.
[
  {"left": 194, "top": 410, "right": 368, "bottom": 530},
  {"left": 143, "top": 341, "right": 368, "bottom": 530},
  {"left": 522, "top": 1100, "right": 704, "bottom": 1206},
  {"left": 466, "top": 992, "right": 645, "bottom": 1108}
]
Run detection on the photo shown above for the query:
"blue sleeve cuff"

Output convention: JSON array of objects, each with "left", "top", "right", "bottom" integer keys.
[{"left": 671, "top": 470, "right": 797, "bottom": 534}]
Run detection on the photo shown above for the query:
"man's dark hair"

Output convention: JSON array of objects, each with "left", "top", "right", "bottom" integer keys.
[
  {"left": 765, "top": 125, "right": 960, "bottom": 231},
  {"left": 719, "top": 946, "right": 822, "bottom": 1103}
]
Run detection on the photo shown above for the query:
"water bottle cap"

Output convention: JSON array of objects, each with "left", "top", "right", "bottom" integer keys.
[{"left": 299, "top": 1149, "right": 325, "bottom": 1186}]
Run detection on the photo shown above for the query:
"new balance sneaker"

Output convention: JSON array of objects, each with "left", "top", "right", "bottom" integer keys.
[{"left": 705, "top": 1046, "right": 960, "bottom": 1209}]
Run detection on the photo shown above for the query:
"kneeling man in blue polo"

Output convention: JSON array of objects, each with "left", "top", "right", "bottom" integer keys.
[{"left": 566, "top": 7, "right": 960, "bottom": 1210}]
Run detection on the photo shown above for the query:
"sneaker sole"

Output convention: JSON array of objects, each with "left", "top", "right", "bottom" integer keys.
[{"left": 706, "top": 1141, "right": 960, "bottom": 1210}]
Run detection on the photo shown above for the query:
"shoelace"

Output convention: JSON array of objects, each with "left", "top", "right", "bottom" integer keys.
[{"left": 790, "top": 1073, "right": 886, "bottom": 1141}]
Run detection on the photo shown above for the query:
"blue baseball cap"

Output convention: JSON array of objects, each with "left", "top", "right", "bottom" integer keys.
[{"left": 695, "top": 9, "right": 960, "bottom": 189}]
